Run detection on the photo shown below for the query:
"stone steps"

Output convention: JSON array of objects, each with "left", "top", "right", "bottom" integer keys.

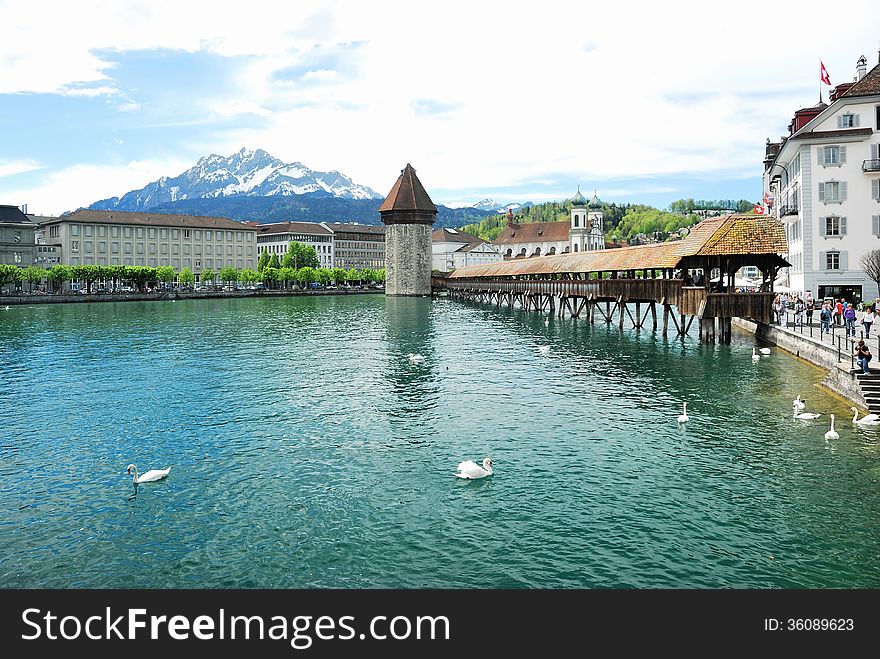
[{"left": 854, "top": 373, "right": 880, "bottom": 413}]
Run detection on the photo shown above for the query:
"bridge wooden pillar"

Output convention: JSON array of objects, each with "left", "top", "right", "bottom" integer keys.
[
  {"left": 699, "top": 317, "right": 715, "bottom": 343},
  {"left": 651, "top": 302, "right": 657, "bottom": 330},
  {"left": 635, "top": 302, "right": 641, "bottom": 328},
  {"left": 618, "top": 297, "right": 625, "bottom": 329}
]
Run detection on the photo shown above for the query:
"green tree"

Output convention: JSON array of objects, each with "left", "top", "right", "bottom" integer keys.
[
  {"left": 71, "top": 265, "right": 102, "bottom": 293},
  {"left": 47, "top": 264, "right": 70, "bottom": 293},
  {"left": 262, "top": 266, "right": 279, "bottom": 288},
  {"left": 268, "top": 253, "right": 281, "bottom": 269},
  {"left": 218, "top": 266, "right": 239, "bottom": 285},
  {"left": 283, "top": 241, "right": 320, "bottom": 270},
  {"left": 156, "top": 265, "right": 176, "bottom": 289},
  {"left": 239, "top": 268, "right": 260, "bottom": 285},
  {"left": 258, "top": 251, "right": 271, "bottom": 271},
  {"left": 201, "top": 268, "right": 216, "bottom": 286},
  {"left": 346, "top": 268, "right": 359, "bottom": 285},
  {"left": 22, "top": 265, "right": 45, "bottom": 293},
  {"left": 279, "top": 266, "right": 296, "bottom": 289},
  {"left": 0, "top": 264, "right": 22, "bottom": 292},
  {"left": 330, "top": 267, "right": 346, "bottom": 285},
  {"left": 375, "top": 268, "right": 386, "bottom": 283},
  {"left": 125, "top": 266, "right": 155, "bottom": 291},
  {"left": 179, "top": 267, "right": 195, "bottom": 287},
  {"left": 296, "top": 266, "right": 318, "bottom": 288}
]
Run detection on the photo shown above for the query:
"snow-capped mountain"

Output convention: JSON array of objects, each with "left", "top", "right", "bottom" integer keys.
[
  {"left": 89, "top": 148, "right": 382, "bottom": 212},
  {"left": 442, "top": 198, "right": 533, "bottom": 213}
]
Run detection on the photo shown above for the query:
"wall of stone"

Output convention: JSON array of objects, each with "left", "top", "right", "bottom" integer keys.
[{"left": 384, "top": 223, "right": 431, "bottom": 296}]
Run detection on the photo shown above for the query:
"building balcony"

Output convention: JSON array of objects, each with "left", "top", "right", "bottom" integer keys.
[
  {"left": 863, "top": 159, "right": 880, "bottom": 172},
  {"left": 779, "top": 205, "right": 799, "bottom": 217}
]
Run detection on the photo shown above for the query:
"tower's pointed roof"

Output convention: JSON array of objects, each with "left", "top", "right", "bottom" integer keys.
[
  {"left": 571, "top": 186, "right": 587, "bottom": 207},
  {"left": 378, "top": 163, "right": 437, "bottom": 213}
]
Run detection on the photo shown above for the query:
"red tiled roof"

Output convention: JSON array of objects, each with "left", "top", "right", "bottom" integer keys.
[
  {"left": 378, "top": 163, "right": 437, "bottom": 213},
  {"left": 55, "top": 209, "right": 255, "bottom": 230},
  {"left": 841, "top": 62, "right": 880, "bottom": 98},
  {"left": 257, "top": 221, "right": 333, "bottom": 236},
  {"left": 493, "top": 221, "right": 570, "bottom": 244}
]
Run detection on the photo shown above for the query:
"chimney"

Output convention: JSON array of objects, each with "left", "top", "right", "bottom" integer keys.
[
  {"left": 21, "top": 203, "right": 28, "bottom": 215},
  {"left": 506, "top": 208, "right": 516, "bottom": 228},
  {"left": 857, "top": 55, "right": 868, "bottom": 81}
]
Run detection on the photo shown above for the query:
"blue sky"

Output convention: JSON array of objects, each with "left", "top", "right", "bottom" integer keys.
[{"left": 2, "top": 0, "right": 880, "bottom": 215}]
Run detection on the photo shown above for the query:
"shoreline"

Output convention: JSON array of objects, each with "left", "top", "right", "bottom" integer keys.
[{"left": 0, "top": 288, "right": 384, "bottom": 305}]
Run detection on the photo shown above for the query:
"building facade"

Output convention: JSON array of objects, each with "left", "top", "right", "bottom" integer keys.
[
  {"left": 256, "top": 221, "right": 334, "bottom": 268},
  {"left": 40, "top": 209, "right": 258, "bottom": 278},
  {"left": 329, "top": 223, "right": 385, "bottom": 270},
  {"left": 380, "top": 164, "right": 436, "bottom": 296},
  {"left": 0, "top": 205, "right": 37, "bottom": 267},
  {"left": 764, "top": 55, "right": 880, "bottom": 303},
  {"left": 431, "top": 227, "right": 503, "bottom": 272},
  {"left": 492, "top": 189, "right": 605, "bottom": 259}
]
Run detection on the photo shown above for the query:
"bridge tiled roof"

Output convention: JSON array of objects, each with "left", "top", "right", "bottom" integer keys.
[{"left": 448, "top": 214, "right": 787, "bottom": 278}]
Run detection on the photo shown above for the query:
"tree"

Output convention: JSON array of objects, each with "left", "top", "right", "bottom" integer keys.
[
  {"left": 156, "top": 265, "right": 176, "bottom": 289},
  {"left": 179, "top": 267, "right": 195, "bottom": 287},
  {"left": 262, "top": 266, "right": 279, "bottom": 287},
  {"left": 71, "top": 265, "right": 102, "bottom": 293},
  {"left": 330, "top": 267, "right": 346, "bottom": 285},
  {"left": 279, "top": 266, "right": 296, "bottom": 289},
  {"left": 346, "top": 268, "right": 359, "bottom": 284},
  {"left": 860, "top": 250, "right": 880, "bottom": 304},
  {"left": 47, "top": 265, "right": 70, "bottom": 293},
  {"left": 201, "top": 268, "right": 216, "bottom": 286},
  {"left": 218, "top": 266, "right": 239, "bottom": 285},
  {"left": 238, "top": 268, "right": 260, "bottom": 285},
  {"left": 258, "top": 251, "right": 271, "bottom": 271},
  {"left": 283, "top": 241, "right": 320, "bottom": 270},
  {"left": 268, "top": 253, "right": 281, "bottom": 269},
  {"left": 21, "top": 266, "right": 45, "bottom": 293},
  {"left": 0, "top": 264, "right": 22, "bottom": 292}
]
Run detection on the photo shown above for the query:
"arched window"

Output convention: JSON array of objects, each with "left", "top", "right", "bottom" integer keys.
[
  {"left": 519, "top": 248, "right": 527, "bottom": 256},
  {"left": 533, "top": 247, "right": 541, "bottom": 257},
  {"left": 548, "top": 246, "right": 556, "bottom": 255},
  {"left": 564, "top": 246, "right": 570, "bottom": 253},
  {"left": 574, "top": 214, "right": 579, "bottom": 227},
  {"left": 505, "top": 248, "right": 512, "bottom": 258},
  {"left": 574, "top": 244, "right": 579, "bottom": 252}
]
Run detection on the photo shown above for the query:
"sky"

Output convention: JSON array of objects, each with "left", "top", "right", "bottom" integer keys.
[{"left": 2, "top": 0, "right": 880, "bottom": 216}]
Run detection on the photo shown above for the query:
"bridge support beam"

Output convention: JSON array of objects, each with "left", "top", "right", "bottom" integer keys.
[{"left": 699, "top": 317, "right": 715, "bottom": 343}]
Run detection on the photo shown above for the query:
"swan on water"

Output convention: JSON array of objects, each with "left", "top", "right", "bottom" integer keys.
[
  {"left": 456, "top": 458, "right": 493, "bottom": 479},
  {"left": 407, "top": 353, "right": 425, "bottom": 364},
  {"left": 677, "top": 402, "right": 689, "bottom": 424},
  {"left": 2, "top": 306, "right": 8, "bottom": 310},
  {"left": 751, "top": 348, "right": 760, "bottom": 362},
  {"left": 850, "top": 407, "right": 880, "bottom": 425},
  {"left": 759, "top": 347, "right": 771, "bottom": 355},
  {"left": 126, "top": 464, "right": 171, "bottom": 484},
  {"left": 793, "top": 395, "right": 806, "bottom": 411},
  {"left": 793, "top": 409, "right": 822, "bottom": 420},
  {"left": 824, "top": 414, "right": 840, "bottom": 441},
  {"left": 538, "top": 345, "right": 551, "bottom": 355}
]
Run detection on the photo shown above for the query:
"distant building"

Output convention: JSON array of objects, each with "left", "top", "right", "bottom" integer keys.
[
  {"left": 256, "top": 221, "right": 334, "bottom": 268},
  {"left": 329, "top": 223, "right": 385, "bottom": 270},
  {"left": 380, "top": 164, "right": 437, "bottom": 296},
  {"left": 39, "top": 209, "right": 258, "bottom": 279},
  {"left": 431, "top": 227, "right": 502, "bottom": 272},
  {"left": 492, "top": 188, "right": 605, "bottom": 259},
  {"left": 0, "top": 205, "right": 36, "bottom": 268}
]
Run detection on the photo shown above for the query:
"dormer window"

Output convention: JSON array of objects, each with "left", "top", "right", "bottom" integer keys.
[{"left": 838, "top": 113, "right": 859, "bottom": 128}]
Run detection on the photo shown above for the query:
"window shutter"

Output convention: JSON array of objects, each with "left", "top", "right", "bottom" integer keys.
[
  {"left": 818, "top": 182, "right": 825, "bottom": 201},
  {"left": 854, "top": 114, "right": 860, "bottom": 127},
  {"left": 820, "top": 216, "right": 827, "bottom": 235},
  {"left": 841, "top": 251, "right": 848, "bottom": 271},
  {"left": 841, "top": 217, "right": 847, "bottom": 235},
  {"left": 873, "top": 215, "right": 880, "bottom": 235},
  {"left": 873, "top": 179, "right": 880, "bottom": 200},
  {"left": 872, "top": 144, "right": 879, "bottom": 160},
  {"left": 837, "top": 115, "right": 844, "bottom": 128},
  {"left": 840, "top": 146, "right": 847, "bottom": 163},
  {"left": 819, "top": 251, "right": 826, "bottom": 270},
  {"left": 840, "top": 181, "right": 847, "bottom": 201}
]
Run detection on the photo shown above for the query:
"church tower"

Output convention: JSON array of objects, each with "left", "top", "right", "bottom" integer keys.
[
  {"left": 379, "top": 164, "right": 437, "bottom": 296},
  {"left": 587, "top": 191, "right": 604, "bottom": 250},
  {"left": 569, "top": 186, "right": 588, "bottom": 253}
]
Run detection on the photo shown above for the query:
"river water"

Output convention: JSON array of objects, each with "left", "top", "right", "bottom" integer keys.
[{"left": 1, "top": 294, "right": 878, "bottom": 588}]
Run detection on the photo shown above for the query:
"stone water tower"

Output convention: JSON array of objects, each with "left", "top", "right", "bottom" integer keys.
[{"left": 379, "top": 163, "right": 437, "bottom": 296}]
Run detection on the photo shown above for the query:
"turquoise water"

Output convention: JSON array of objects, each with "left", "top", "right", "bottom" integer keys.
[{"left": 1, "top": 295, "right": 879, "bottom": 588}]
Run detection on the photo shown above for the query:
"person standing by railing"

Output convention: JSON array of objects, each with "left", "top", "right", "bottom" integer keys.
[
  {"left": 821, "top": 302, "right": 833, "bottom": 334},
  {"left": 805, "top": 292, "right": 815, "bottom": 326},
  {"left": 863, "top": 306, "right": 875, "bottom": 339},
  {"left": 835, "top": 298, "right": 844, "bottom": 326},
  {"left": 795, "top": 296, "right": 804, "bottom": 327},
  {"left": 772, "top": 293, "right": 782, "bottom": 325},
  {"left": 844, "top": 302, "right": 857, "bottom": 337}
]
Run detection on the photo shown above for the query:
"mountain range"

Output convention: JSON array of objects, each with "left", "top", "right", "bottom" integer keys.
[{"left": 84, "top": 148, "right": 494, "bottom": 228}]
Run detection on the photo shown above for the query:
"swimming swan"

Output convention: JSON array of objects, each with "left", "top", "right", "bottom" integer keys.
[
  {"left": 407, "top": 353, "right": 425, "bottom": 364},
  {"left": 455, "top": 458, "right": 493, "bottom": 479},
  {"left": 677, "top": 402, "right": 689, "bottom": 424},
  {"left": 793, "top": 395, "right": 806, "bottom": 411},
  {"left": 793, "top": 410, "right": 822, "bottom": 420},
  {"left": 751, "top": 348, "right": 760, "bottom": 362},
  {"left": 126, "top": 464, "right": 171, "bottom": 484},
  {"left": 759, "top": 347, "right": 771, "bottom": 355},
  {"left": 850, "top": 407, "right": 880, "bottom": 425},
  {"left": 824, "top": 415, "right": 839, "bottom": 441},
  {"left": 538, "top": 345, "right": 551, "bottom": 355}
]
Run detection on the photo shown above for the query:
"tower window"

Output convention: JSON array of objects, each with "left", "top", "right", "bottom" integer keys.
[{"left": 574, "top": 214, "right": 579, "bottom": 227}]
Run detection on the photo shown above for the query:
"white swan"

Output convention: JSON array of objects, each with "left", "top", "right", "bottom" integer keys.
[
  {"left": 751, "top": 347, "right": 760, "bottom": 362},
  {"left": 126, "top": 463, "right": 171, "bottom": 484},
  {"left": 538, "top": 345, "right": 551, "bottom": 355},
  {"left": 677, "top": 402, "right": 689, "bottom": 424},
  {"left": 456, "top": 458, "right": 493, "bottom": 479},
  {"left": 824, "top": 414, "right": 839, "bottom": 441},
  {"left": 759, "top": 347, "right": 771, "bottom": 355},
  {"left": 850, "top": 407, "right": 880, "bottom": 425},
  {"left": 793, "top": 410, "right": 822, "bottom": 420},
  {"left": 793, "top": 395, "right": 805, "bottom": 411},
  {"left": 407, "top": 353, "right": 425, "bottom": 364}
]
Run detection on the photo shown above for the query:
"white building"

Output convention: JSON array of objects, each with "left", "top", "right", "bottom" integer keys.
[
  {"left": 764, "top": 54, "right": 880, "bottom": 304},
  {"left": 431, "top": 227, "right": 503, "bottom": 272},
  {"left": 492, "top": 188, "right": 605, "bottom": 259},
  {"left": 256, "top": 221, "right": 334, "bottom": 268}
]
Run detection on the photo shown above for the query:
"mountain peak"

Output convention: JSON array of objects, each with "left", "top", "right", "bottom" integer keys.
[{"left": 88, "top": 149, "right": 383, "bottom": 213}]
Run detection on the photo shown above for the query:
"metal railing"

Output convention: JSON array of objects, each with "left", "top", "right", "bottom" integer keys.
[
  {"left": 862, "top": 159, "right": 880, "bottom": 172},
  {"left": 778, "top": 205, "right": 799, "bottom": 217},
  {"left": 776, "top": 307, "right": 879, "bottom": 371}
]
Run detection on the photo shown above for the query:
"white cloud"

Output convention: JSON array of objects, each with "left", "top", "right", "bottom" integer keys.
[{"left": 0, "top": 159, "right": 43, "bottom": 178}]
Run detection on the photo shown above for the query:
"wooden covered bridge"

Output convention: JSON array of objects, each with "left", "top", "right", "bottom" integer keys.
[{"left": 432, "top": 214, "right": 789, "bottom": 343}]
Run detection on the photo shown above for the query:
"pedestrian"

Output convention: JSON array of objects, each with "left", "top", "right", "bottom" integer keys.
[
  {"left": 795, "top": 297, "right": 804, "bottom": 327},
  {"left": 863, "top": 306, "right": 875, "bottom": 339},
  {"left": 844, "top": 303, "right": 857, "bottom": 337},
  {"left": 772, "top": 294, "right": 782, "bottom": 325},
  {"left": 820, "top": 303, "right": 832, "bottom": 334},
  {"left": 855, "top": 339, "right": 872, "bottom": 375},
  {"left": 805, "top": 293, "right": 815, "bottom": 326},
  {"left": 835, "top": 299, "right": 844, "bottom": 326}
]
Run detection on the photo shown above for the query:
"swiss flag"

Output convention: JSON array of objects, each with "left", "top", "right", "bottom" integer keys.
[
  {"left": 820, "top": 60, "right": 831, "bottom": 85},
  {"left": 754, "top": 203, "right": 765, "bottom": 214}
]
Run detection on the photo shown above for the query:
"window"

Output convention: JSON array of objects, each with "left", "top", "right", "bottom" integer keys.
[
  {"left": 227, "top": 245, "right": 233, "bottom": 256},
  {"left": 819, "top": 181, "right": 846, "bottom": 203},
  {"left": 71, "top": 241, "right": 79, "bottom": 251},
  {"left": 247, "top": 233, "right": 253, "bottom": 241},
  {"left": 111, "top": 226, "right": 119, "bottom": 237},
  {"left": 826, "top": 251, "right": 840, "bottom": 270},
  {"left": 98, "top": 241, "right": 106, "bottom": 253},
  {"left": 822, "top": 146, "right": 845, "bottom": 166},
  {"left": 149, "top": 243, "right": 156, "bottom": 254},
  {"left": 172, "top": 229, "right": 179, "bottom": 239},
  {"left": 160, "top": 228, "right": 168, "bottom": 239},
  {"left": 136, "top": 243, "right": 144, "bottom": 254},
  {"left": 184, "top": 230, "right": 190, "bottom": 238},
  {"left": 70, "top": 225, "right": 79, "bottom": 236},
  {"left": 824, "top": 216, "right": 846, "bottom": 236},
  {"left": 873, "top": 179, "right": 880, "bottom": 201},
  {"left": 50, "top": 225, "right": 59, "bottom": 238},
  {"left": 98, "top": 226, "right": 106, "bottom": 237},
  {"left": 195, "top": 244, "right": 201, "bottom": 255},
  {"left": 13, "top": 252, "right": 21, "bottom": 263},
  {"left": 124, "top": 243, "right": 132, "bottom": 254},
  {"left": 216, "top": 245, "right": 223, "bottom": 255},
  {"left": 184, "top": 244, "right": 191, "bottom": 255},
  {"left": 124, "top": 227, "right": 132, "bottom": 238},
  {"left": 148, "top": 228, "right": 156, "bottom": 238},
  {"left": 84, "top": 225, "right": 93, "bottom": 237},
  {"left": 136, "top": 228, "right": 144, "bottom": 238},
  {"left": 226, "top": 231, "right": 233, "bottom": 241},
  {"left": 172, "top": 244, "right": 179, "bottom": 255},
  {"left": 574, "top": 214, "right": 579, "bottom": 227},
  {"left": 205, "top": 230, "right": 212, "bottom": 240},
  {"left": 161, "top": 244, "right": 168, "bottom": 255},
  {"left": 838, "top": 113, "right": 859, "bottom": 128},
  {"left": 873, "top": 215, "right": 880, "bottom": 236},
  {"left": 112, "top": 242, "right": 119, "bottom": 254}
]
